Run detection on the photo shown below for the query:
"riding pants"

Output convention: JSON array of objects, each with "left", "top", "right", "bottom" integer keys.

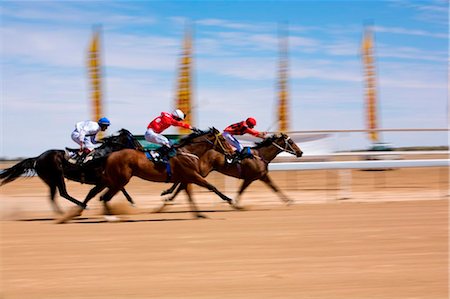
[
  {"left": 71, "top": 131, "right": 96, "bottom": 150},
  {"left": 145, "top": 128, "right": 171, "bottom": 147},
  {"left": 222, "top": 132, "right": 243, "bottom": 152}
]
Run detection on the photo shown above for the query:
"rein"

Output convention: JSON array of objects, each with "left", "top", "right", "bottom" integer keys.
[
  {"left": 271, "top": 136, "right": 297, "bottom": 155},
  {"left": 212, "top": 132, "right": 231, "bottom": 155},
  {"left": 182, "top": 131, "right": 230, "bottom": 156}
]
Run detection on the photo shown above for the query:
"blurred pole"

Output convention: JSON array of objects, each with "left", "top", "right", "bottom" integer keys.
[
  {"left": 175, "top": 22, "right": 194, "bottom": 134},
  {"left": 277, "top": 22, "right": 290, "bottom": 133},
  {"left": 88, "top": 25, "right": 104, "bottom": 137},
  {"left": 361, "top": 23, "right": 380, "bottom": 144}
]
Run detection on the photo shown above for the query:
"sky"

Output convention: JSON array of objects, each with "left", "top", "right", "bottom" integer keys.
[{"left": 1, "top": 0, "right": 448, "bottom": 158}]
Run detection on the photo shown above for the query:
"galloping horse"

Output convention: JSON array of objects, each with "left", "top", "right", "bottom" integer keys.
[
  {"left": 161, "top": 133, "right": 303, "bottom": 206},
  {"left": 0, "top": 129, "right": 141, "bottom": 214},
  {"left": 60, "top": 127, "right": 234, "bottom": 221}
]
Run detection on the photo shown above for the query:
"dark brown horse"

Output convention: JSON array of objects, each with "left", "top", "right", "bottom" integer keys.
[
  {"left": 0, "top": 129, "right": 142, "bottom": 214},
  {"left": 59, "top": 127, "right": 234, "bottom": 222},
  {"left": 161, "top": 133, "right": 303, "bottom": 207}
]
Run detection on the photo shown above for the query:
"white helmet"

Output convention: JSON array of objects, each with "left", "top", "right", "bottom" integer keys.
[{"left": 172, "top": 109, "right": 185, "bottom": 120}]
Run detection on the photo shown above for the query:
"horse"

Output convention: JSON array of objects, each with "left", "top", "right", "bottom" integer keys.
[
  {"left": 161, "top": 132, "right": 303, "bottom": 207},
  {"left": 0, "top": 129, "right": 142, "bottom": 214},
  {"left": 58, "top": 127, "right": 235, "bottom": 222}
]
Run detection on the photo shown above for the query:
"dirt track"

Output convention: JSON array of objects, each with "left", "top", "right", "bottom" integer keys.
[{"left": 0, "top": 167, "right": 448, "bottom": 299}]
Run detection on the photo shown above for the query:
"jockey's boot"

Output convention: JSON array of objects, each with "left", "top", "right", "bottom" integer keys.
[
  {"left": 156, "top": 145, "right": 172, "bottom": 163},
  {"left": 227, "top": 151, "right": 242, "bottom": 164},
  {"left": 83, "top": 151, "right": 95, "bottom": 163}
]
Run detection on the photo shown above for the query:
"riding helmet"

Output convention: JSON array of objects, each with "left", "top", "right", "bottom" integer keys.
[
  {"left": 172, "top": 109, "right": 185, "bottom": 120},
  {"left": 246, "top": 117, "right": 257, "bottom": 128},
  {"left": 98, "top": 117, "right": 111, "bottom": 126}
]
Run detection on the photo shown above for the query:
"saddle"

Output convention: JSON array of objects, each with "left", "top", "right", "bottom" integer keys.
[
  {"left": 226, "top": 147, "right": 253, "bottom": 164},
  {"left": 65, "top": 148, "right": 96, "bottom": 165},
  {"left": 144, "top": 147, "right": 176, "bottom": 183},
  {"left": 144, "top": 146, "right": 176, "bottom": 165}
]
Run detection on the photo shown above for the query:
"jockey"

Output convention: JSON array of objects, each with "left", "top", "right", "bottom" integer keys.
[
  {"left": 71, "top": 117, "right": 110, "bottom": 154},
  {"left": 223, "top": 117, "right": 267, "bottom": 162},
  {"left": 144, "top": 109, "right": 196, "bottom": 160}
]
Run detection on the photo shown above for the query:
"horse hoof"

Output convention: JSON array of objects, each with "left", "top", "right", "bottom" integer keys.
[
  {"left": 103, "top": 215, "right": 121, "bottom": 222},
  {"left": 196, "top": 214, "right": 208, "bottom": 219}
]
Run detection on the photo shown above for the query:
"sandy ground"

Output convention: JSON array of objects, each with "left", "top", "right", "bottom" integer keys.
[{"left": 0, "top": 166, "right": 448, "bottom": 299}]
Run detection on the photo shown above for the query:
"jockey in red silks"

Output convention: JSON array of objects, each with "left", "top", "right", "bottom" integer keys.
[
  {"left": 223, "top": 117, "right": 267, "bottom": 162},
  {"left": 145, "top": 109, "right": 197, "bottom": 159}
]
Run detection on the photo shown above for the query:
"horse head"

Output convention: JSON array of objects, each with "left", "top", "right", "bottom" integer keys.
[
  {"left": 273, "top": 133, "right": 303, "bottom": 157},
  {"left": 255, "top": 133, "right": 303, "bottom": 158},
  {"left": 101, "top": 129, "right": 143, "bottom": 151}
]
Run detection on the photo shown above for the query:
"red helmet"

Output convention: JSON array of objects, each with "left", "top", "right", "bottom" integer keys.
[{"left": 246, "top": 117, "right": 256, "bottom": 128}]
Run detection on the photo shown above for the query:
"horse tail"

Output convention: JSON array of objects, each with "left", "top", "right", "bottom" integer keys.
[{"left": 0, "top": 157, "right": 37, "bottom": 185}]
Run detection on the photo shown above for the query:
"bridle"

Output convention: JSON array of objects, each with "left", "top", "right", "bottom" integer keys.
[
  {"left": 212, "top": 132, "right": 232, "bottom": 155},
  {"left": 271, "top": 136, "right": 298, "bottom": 155}
]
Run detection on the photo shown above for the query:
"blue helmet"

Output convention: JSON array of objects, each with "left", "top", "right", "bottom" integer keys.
[{"left": 98, "top": 117, "right": 111, "bottom": 126}]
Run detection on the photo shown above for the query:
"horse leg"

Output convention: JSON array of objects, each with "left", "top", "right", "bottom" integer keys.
[
  {"left": 54, "top": 176, "right": 86, "bottom": 208},
  {"left": 161, "top": 182, "right": 180, "bottom": 196},
  {"left": 48, "top": 183, "right": 63, "bottom": 214},
  {"left": 233, "top": 179, "right": 254, "bottom": 207},
  {"left": 54, "top": 184, "right": 105, "bottom": 224},
  {"left": 184, "top": 183, "right": 207, "bottom": 219},
  {"left": 120, "top": 188, "right": 135, "bottom": 207},
  {"left": 189, "top": 174, "right": 238, "bottom": 208},
  {"left": 165, "top": 183, "right": 185, "bottom": 202},
  {"left": 260, "top": 175, "right": 293, "bottom": 205},
  {"left": 100, "top": 187, "right": 121, "bottom": 215},
  {"left": 153, "top": 183, "right": 186, "bottom": 213}
]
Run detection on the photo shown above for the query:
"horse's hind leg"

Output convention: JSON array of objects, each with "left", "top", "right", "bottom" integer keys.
[
  {"left": 190, "top": 174, "right": 235, "bottom": 206},
  {"left": 153, "top": 183, "right": 186, "bottom": 213},
  {"left": 161, "top": 182, "right": 180, "bottom": 196},
  {"left": 120, "top": 188, "right": 135, "bottom": 206},
  {"left": 165, "top": 183, "right": 184, "bottom": 202},
  {"left": 260, "top": 175, "right": 293, "bottom": 205},
  {"left": 234, "top": 179, "right": 254, "bottom": 206},
  {"left": 83, "top": 184, "right": 107, "bottom": 207},
  {"left": 55, "top": 184, "right": 106, "bottom": 224},
  {"left": 48, "top": 184, "right": 63, "bottom": 214},
  {"left": 184, "top": 183, "right": 207, "bottom": 219},
  {"left": 54, "top": 176, "right": 86, "bottom": 208},
  {"left": 100, "top": 187, "right": 121, "bottom": 215}
]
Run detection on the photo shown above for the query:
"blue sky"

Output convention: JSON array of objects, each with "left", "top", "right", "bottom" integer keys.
[{"left": 1, "top": 0, "right": 448, "bottom": 158}]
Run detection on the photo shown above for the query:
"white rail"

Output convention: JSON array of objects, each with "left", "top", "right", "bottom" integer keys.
[{"left": 268, "top": 159, "right": 449, "bottom": 171}]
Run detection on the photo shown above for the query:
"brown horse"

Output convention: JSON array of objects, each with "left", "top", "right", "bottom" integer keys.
[
  {"left": 58, "top": 127, "right": 234, "bottom": 222},
  {"left": 161, "top": 133, "right": 303, "bottom": 206}
]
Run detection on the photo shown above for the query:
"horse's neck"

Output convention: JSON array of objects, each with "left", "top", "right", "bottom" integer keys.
[
  {"left": 255, "top": 143, "right": 282, "bottom": 163},
  {"left": 182, "top": 141, "right": 213, "bottom": 157}
]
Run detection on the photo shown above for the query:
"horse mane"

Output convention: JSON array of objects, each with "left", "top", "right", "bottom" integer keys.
[
  {"left": 101, "top": 128, "right": 143, "bottom": 150},
  {"left": 253, "top": 134, "right": 278, "bottom": 149},
  {"left": 176, "top": 127, "right": 216, "bottom": 148}
]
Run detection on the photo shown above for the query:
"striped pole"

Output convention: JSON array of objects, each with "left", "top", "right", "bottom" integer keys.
[
  {"left": 175, "top": 24, "right": 194, "bottom": 134},
  {"left": 277, "top": 23, "right": 290, "bottom": 132},
  {"left": 361, "top": 25, "right": 379, "bottom": 143},
  {"left": 87, "top": 25, "right": 104, "bottom": 137}
]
